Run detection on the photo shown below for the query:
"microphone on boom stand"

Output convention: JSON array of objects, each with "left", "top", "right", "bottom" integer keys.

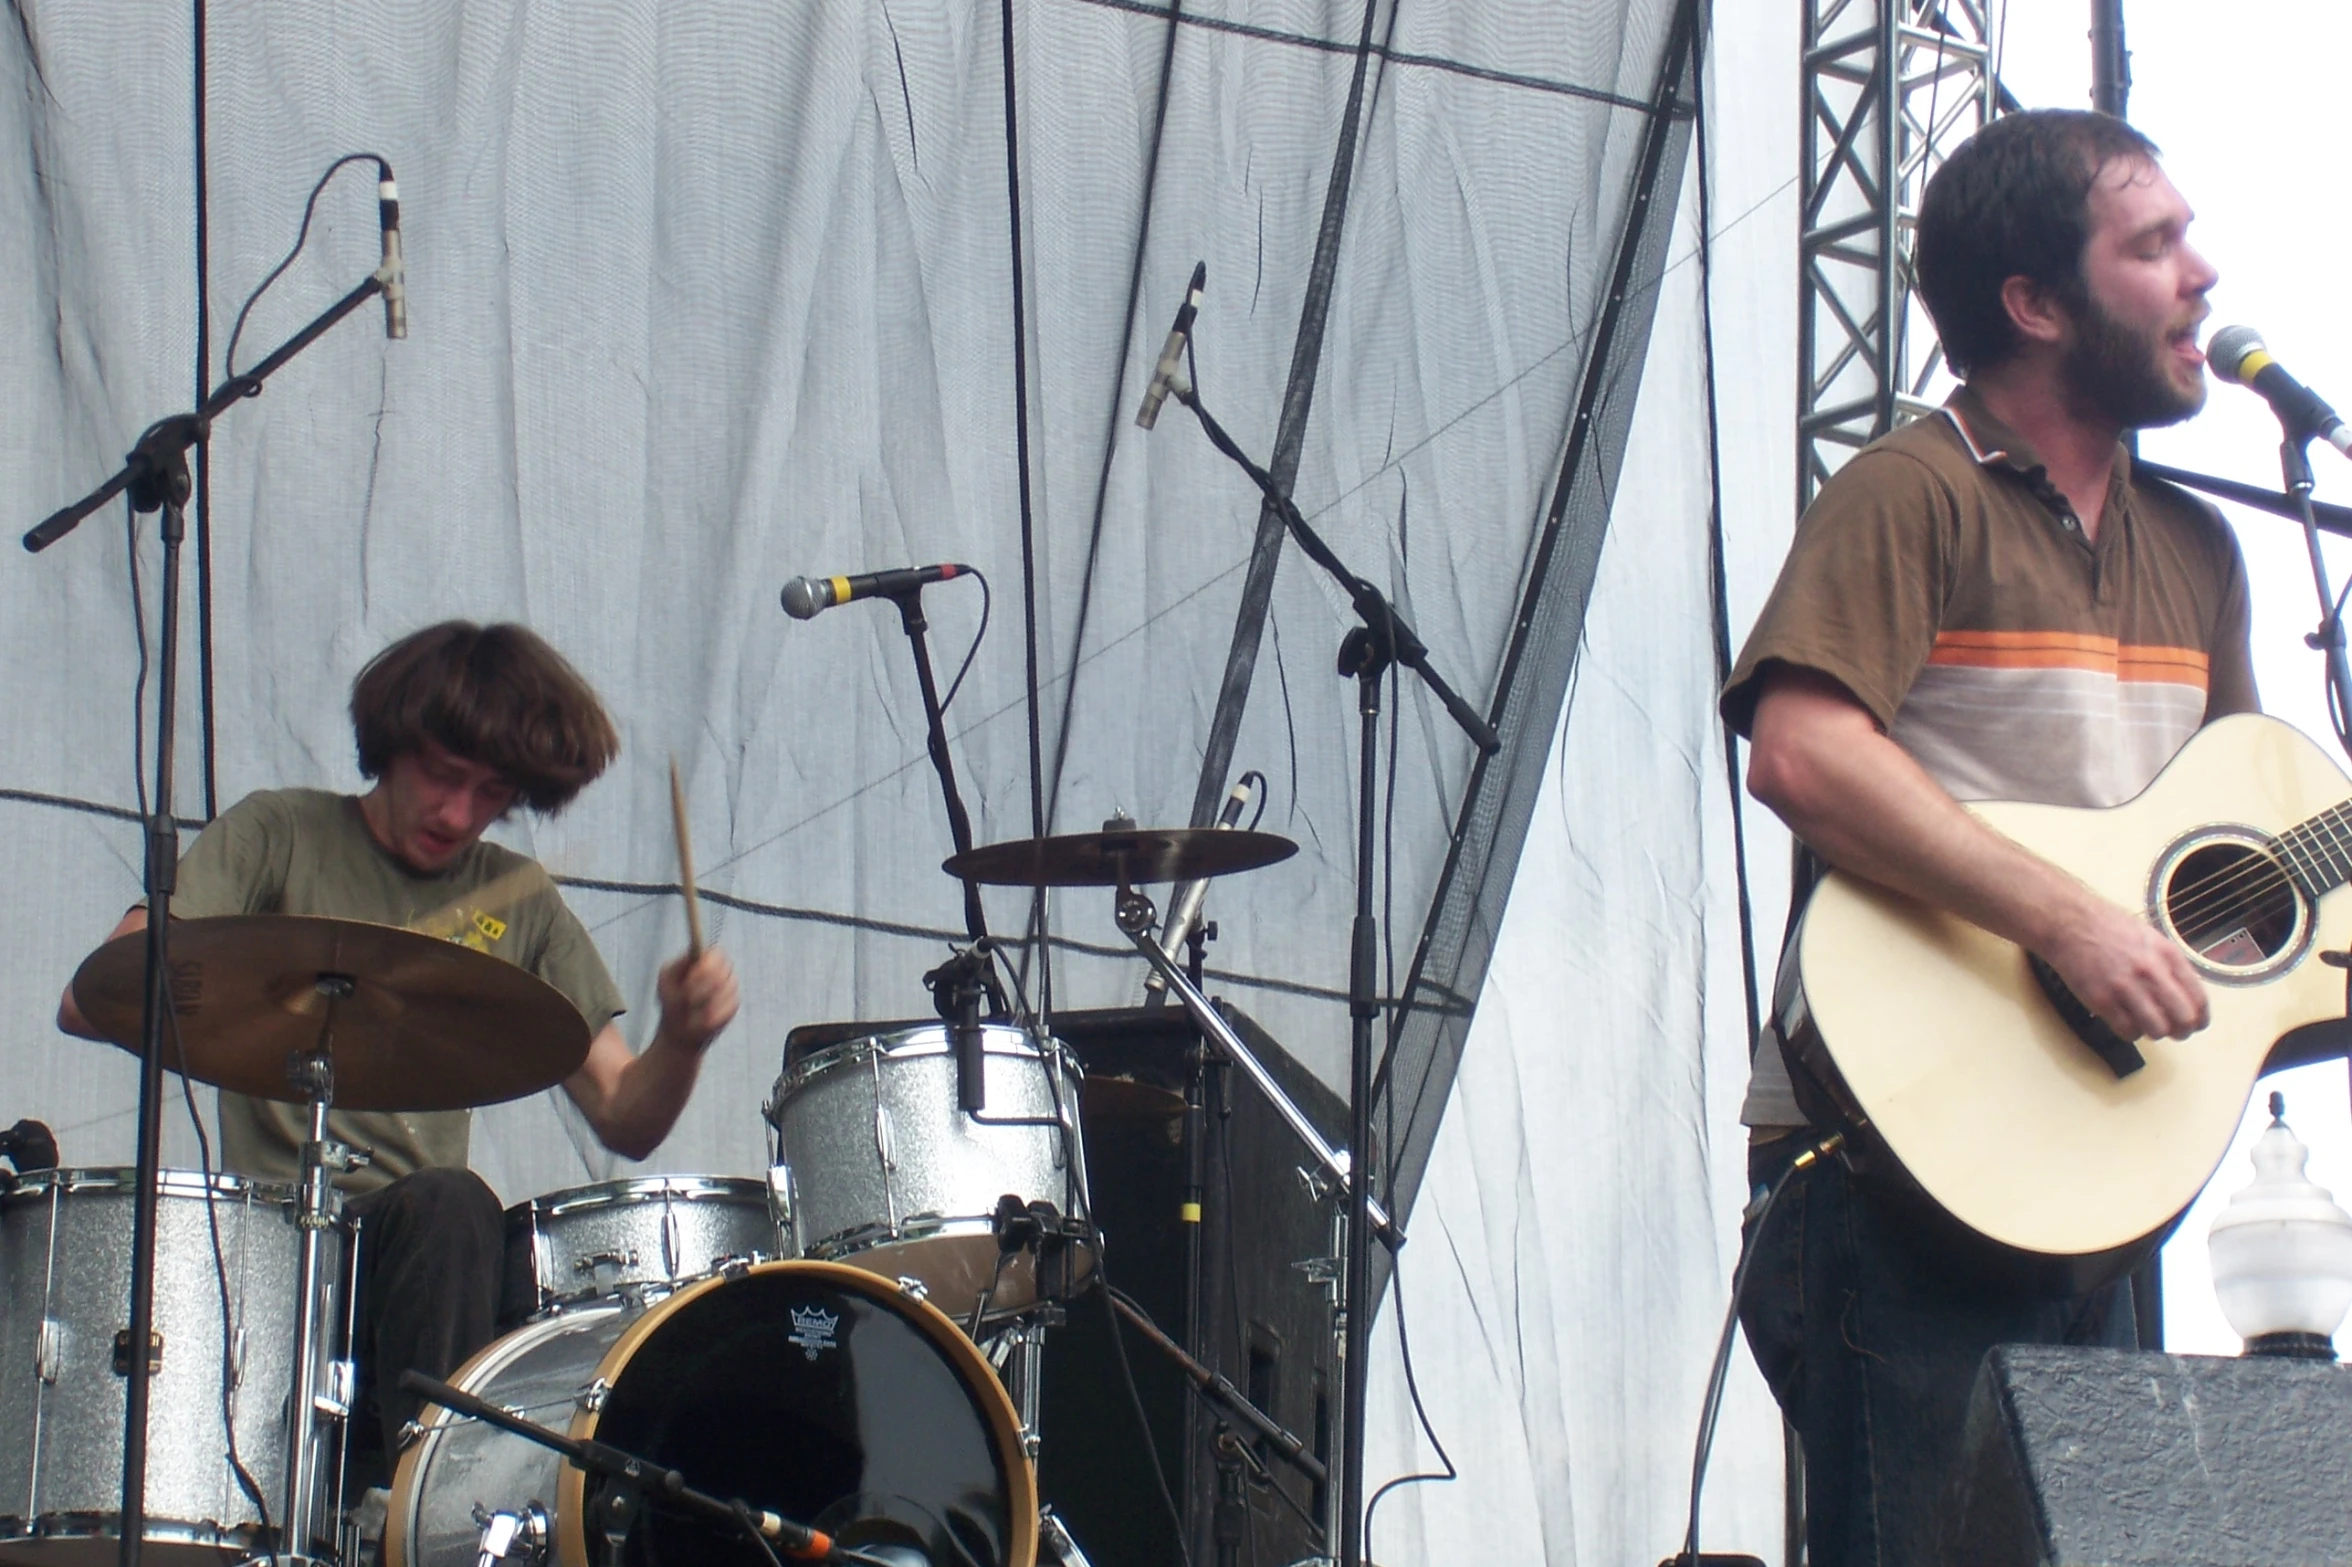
[
  {"left": 2207, "top": 325, "right": 2352, "bottom": 456},
  {"left": 780, "top": 563, "right": 973, "bottom": 619},
  {"left": 1135, "top": 262, "right": 1205, "bottom": 430},
  {"left": 376, "top": 162, "right": 407, "bottom": 341}
]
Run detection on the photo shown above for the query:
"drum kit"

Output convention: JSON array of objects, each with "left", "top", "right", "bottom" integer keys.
[{"left": 0, "top": 820, "right": 1354, "bottom": 1567}]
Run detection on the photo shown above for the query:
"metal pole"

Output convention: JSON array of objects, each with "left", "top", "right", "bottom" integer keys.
[{"left": 2090, "top": 0, "right": 2130, "bottom": 118}]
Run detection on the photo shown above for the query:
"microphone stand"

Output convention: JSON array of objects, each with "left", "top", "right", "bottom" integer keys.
[
  {"left": 1163, "top": 374, "right": 1497, "bottom": 1567},
  {"left": 886, "top": 586, "right": 1008, "bottom": 1110},
  {"left": 23, "top": 263, "right": 388, "bottom": 1567}
]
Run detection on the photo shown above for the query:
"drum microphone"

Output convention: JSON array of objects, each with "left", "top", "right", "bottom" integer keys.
[
  {"left": 2206, "top": 325, "right": 2352, "bottom": 456},
  {"left": 0, "top": 1118, "right": 58, "bottom": 1173},
  {"left": 376, "top": 163, "right": 407, "bottom": 341},
  {"left": 1134, "top": 260, "right": 1205, "bottom": 430},
  {"left": 781, "top": 563, "right": 973, "bottom": 619},
  {"left": 1144, "top": 774, "right": 1255, "bottom": 998}
]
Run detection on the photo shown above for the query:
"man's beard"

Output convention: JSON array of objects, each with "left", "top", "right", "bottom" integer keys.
[{"left": 2060, "top": 291, "right": 2205, "bottom": 431}]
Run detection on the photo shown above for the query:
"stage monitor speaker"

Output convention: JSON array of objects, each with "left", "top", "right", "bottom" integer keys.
[
  {"left": 1040, "top": 1003, "right": 1341, "bottom": 1567},
  {"left": 1953, "top": 1344, "right": 2352, "bottom": 1566}
]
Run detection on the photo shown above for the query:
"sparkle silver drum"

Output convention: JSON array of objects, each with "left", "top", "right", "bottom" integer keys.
[
  {"left": 0, "top": 1168, "right": 350, "bottom": 1564},
  {"left": 765, "top": 1024, "right": 1093, "bottom": 1320},
  {"left": 502, "top": 1175, "right": 782, "bottom": 1320}
]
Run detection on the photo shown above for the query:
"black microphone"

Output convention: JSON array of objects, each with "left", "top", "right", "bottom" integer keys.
[
  {"left": 376, "top": 165, "right": 407, "bottom": 341},
  {"left": 0, "top": 1119, "right": 59, "bottom": 1173},
  {"left": 780, "top": 563, "right": 972, "bottom": 619},
  {"left": 2207, "top": 326, "right": 2351, "bottom": 457},
  {"left": 1135, "top": 260, "right": 1206, "bottom": 430}
]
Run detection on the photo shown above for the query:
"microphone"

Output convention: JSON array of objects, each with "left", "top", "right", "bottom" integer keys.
[
  {"left": 1145, "top": 774, "right": 1254, "bottom": 997},
  {"left": 780, "top": 563, "right": 972, "bottom": 619},
  {"left": 2207, "top": 325, "right": 2352, "bottom": 457},
  {"left": 0, "top": 1119, "right": 57, "bottom": 1173},
  {"left": 1135, "top": 260, "right": 1206, "bottom": 430},
  {"left": 376, "top": 166, "right": 407, "bottom": 341}
]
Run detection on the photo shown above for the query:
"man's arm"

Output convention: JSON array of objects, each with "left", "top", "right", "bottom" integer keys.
[
  {"left": 56, "top": 907, "right": 149, "bottom": 1039},
  {"left": 1747, "top": 663, "right": 2208, "bottom": 1041},
  {"left": 561, "top": 947, "right": 740, "bottom": 1160}
]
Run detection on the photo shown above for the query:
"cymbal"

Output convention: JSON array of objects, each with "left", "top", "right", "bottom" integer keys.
[
  {"left": 71, "top": 915, "right": 592, "bottom": 1112},
  {"left": 944, "top": 828, "right": 1297, "bottom": 888}
]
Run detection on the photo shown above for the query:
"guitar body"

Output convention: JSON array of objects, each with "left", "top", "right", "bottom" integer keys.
[{"left": 1783, "top": 712, "right": 2352, "bottom": 1287}]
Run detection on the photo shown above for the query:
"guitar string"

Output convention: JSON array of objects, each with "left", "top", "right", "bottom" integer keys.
[
  {"left": 2164, "top": 808, "right": 2348, "bottom": 928},
  {"left": 2150, "top": 814, "right": 2343, "bottom": 945},
  {"left": 2152, "top": 797, "right": 2352, "bottom": 923},
  {"left": 2157, "top": 845, "right": 2300, "bottom": 939}
]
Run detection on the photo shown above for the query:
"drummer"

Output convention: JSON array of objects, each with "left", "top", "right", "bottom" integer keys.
[{"left": 56, "top": 619, "right": 740, "bottom": 1469}]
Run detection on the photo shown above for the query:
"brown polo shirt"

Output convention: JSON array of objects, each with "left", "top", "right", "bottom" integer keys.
[{"left": 1723, "top": 387, "right": 2256, "bottom": 1126}]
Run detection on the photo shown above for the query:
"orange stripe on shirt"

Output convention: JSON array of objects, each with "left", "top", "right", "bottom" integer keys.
[{"left": 1925, "top": 631, "right": 2208, "bottom": 683}]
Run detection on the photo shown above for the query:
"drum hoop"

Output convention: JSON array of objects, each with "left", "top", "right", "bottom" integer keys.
[
  {"left": 772, "top": 1024, "right": 1071, "bottom": 1104},
  {"left": 1, "top": 1165, "right": 295, "bottom": 1203},
  {"left": 0, "top": 1514, "right": 272, "bottom": 1553},
  {"left": 553, "top": 1258, "right": 1038, "bottom": 1567},
  {"left": 516, "top": 1173, "right": 771, "bottom": 1220},
  {"left": 383, "top": 1302, "right": 628, "bottom": 1567}
]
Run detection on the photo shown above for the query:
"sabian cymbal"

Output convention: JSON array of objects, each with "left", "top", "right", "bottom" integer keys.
[
  {"left": 944, "top": 828, "right": 1297, "bottom": 888},
  {"left": 70, "top": 915, "right": 592, "bottom": 1112}
]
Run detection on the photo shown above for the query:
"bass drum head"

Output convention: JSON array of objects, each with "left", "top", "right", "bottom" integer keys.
[{"left": 394, "top": 1261, "right": 1035, "bottom": 1567}]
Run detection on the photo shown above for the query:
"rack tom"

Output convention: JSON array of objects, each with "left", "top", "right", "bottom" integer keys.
[
  {"left": 501, "top": 1174, "right": 780, "bottom": 1322},
  {"left": 766, "top": 1023, "right": 1093, "bottom": 1321}
]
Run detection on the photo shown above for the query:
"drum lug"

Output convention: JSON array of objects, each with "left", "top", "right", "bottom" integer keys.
[
  {"left": 470, "top": 1502, "right": 549, "bottom": 1564},
  {"left": 576, "top": 1376, "right": 611, "bottom": 1414},
  {"left": 111, "top": 1327, "right": 162, "bottom": 1376},
  {"left": 766, "top": 1164, "right": 794, "bottom": 1234},
  {"left": 895, "top": 1275, "right": 930, "bottom": 1303},
  {"left": 35, "top": 1317, "right": 61, "bottom": 1384},
  {"left": 316, "top": 1358, "right": 359, "bottom": 1421}
]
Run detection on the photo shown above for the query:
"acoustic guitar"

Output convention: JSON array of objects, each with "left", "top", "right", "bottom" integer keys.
[{"left": 1776, "top": 712, "right": 2352, "bottom": 1286}]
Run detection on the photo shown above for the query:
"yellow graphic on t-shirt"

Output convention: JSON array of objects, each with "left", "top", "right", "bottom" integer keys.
[{"left": 407, "top": 865, "right": 537, "bottom": 952}]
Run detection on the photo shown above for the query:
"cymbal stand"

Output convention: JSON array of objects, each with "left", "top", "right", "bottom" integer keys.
[
  {"left": 21, "top": 245, "right": 392, "bottom": 1567},
  {"left": 280, "top": 980, "right": 365, "bottom": 1564}
]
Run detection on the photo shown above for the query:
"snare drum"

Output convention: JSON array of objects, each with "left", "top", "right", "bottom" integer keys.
[
  {"left": 386, "top": 1260, "right": 1037, "bottom": 1567},
  {"left": 0, "top": 1168, "right": 350, "bottom": 1564},
  {"left": 502, "top": 1175, "right": 780, "bottom": 1321},
  {"left": 766, "top": 1024, "right": 1093, "bottom": 1320}
]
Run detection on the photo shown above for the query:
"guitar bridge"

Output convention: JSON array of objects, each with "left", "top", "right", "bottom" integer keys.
[{"left": 2027, "top": 954, "right": 2146, "bottom": 1079}]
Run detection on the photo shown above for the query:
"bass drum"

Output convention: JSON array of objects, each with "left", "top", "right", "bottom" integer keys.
[{"left": 386, "top": 1260, "right": 1036, "bottom": 1567}]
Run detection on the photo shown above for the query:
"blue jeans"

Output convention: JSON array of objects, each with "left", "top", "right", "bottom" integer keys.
[{"left": 1738, "top": 1136, "right": 2138, "bottom": 1567}]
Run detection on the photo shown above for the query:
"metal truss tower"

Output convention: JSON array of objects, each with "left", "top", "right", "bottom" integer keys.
[{"left": 1798, "top": 0, "right": 2000, "bottom": 508}]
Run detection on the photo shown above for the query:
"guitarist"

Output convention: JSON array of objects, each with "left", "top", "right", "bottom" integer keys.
[{"left": 1721, "top": 110, "right": 2255, "bottom": 1567}]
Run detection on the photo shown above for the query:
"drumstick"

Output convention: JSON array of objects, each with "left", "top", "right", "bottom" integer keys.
[{"left": 669, "top": 758, "right": 705, "bottom": 961}]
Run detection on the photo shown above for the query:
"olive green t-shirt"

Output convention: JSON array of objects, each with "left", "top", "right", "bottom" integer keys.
[{"left": 167, "top": 787, "right": 626, "bottom": 1193}]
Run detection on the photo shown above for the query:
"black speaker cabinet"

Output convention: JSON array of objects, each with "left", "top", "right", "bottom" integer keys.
[
  {"left": 1043, "top": 1003, "right": 1342, "bottom": 1567},
  {"left": 1953, "top": 1344, "right": 2352, "bottom": 1566}
]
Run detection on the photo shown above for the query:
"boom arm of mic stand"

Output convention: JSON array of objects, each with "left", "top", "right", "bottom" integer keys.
[
  {"left": 1107, "top": 1288, "right": 1328, "bottom": 1488},
  {"left": 1172, "top": 383, "right": 1501, "bottom": 757},
  {"left": 23, "top": 271, "right": 387, "bottom": 553},
  {"left": 1122, "top": 915, "right": 1402, "bottom": 1250},
  {"left": 397, "top": 1370, "right": 847, "bottom": 1561},
  {"left": 2136, "top": 457, "right": 2352, "bottom": 538}
]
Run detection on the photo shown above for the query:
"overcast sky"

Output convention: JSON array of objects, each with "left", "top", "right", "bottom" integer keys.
[{"left": 1996, "top": 1, "right": 2352, "bottom": 1354}]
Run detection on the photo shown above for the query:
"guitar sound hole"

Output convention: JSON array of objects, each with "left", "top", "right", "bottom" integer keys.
[{"left": 2162, "top": 840, "right": 2299, "bottom": 969}]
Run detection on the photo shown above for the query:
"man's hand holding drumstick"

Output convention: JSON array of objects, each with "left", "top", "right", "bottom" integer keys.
[{"left": 656, "top": 760, "right": 738, "bottom": 1054}]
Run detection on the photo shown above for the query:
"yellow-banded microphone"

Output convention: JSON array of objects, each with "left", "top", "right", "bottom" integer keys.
[{"left": 2208, "top": 325, "right": 2352, "bottom": 456}]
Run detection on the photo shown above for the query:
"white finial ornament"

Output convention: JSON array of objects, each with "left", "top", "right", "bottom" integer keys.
[{"left": 2206, "top": 1091, "right": 2352, "bottom": 1358}]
